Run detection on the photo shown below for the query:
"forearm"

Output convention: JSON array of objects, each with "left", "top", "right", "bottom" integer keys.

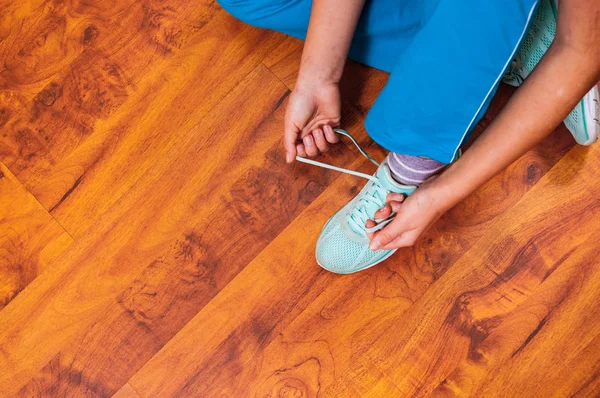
[
  {"left": 434, "top": 41, "right": 600, "bottom": 210},
  {"left": 297, "top": 0, "right": 365, "bottom": 86}
]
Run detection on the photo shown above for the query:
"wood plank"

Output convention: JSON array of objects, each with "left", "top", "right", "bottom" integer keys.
[
  {"left": 0, "top": 0, "right": 141, "bottom": 127},
  {"left": 122, "top": 99, "right": 573, "bottom": 396},
  {"left": 471, "top": 239, "right": 600, "bottom": 397},
  {"left": 0, "top": 91, "right": 26, "bottom": 132},
  {"left": 0, "top": 7, "right": 354, "bottom": 393},
  {"left": 0, "top": 1, "right": 241, "bottom": 238},
  {"left": 126, "top": 156, "right": 369, "bottom": 397},
  {"left": 0, "top": 161, "right": 73, "bottom": 310},
  {"left": 8, "top": 28, "right": 401, "bottom": 393},
  {"left": 1, "top": 56, "right": 364, "bottom": 396},
  {"left": 0, "top": 0, "right": 219, "bottom": 177},
  {"left": 0, "top": 0, "right": 200, "bottom": 118},
  {"left": 111, "top": 383, "right": 142, "bottom": 398},
  {"left": 2, "top": 2, "right": 591, "bottom": 397},
  {"left": 44, "top": 17, "right": 281, "bottom": 239},
  {"left": 0, "top": 0, "right": 78, "bottom": 110},
  {"left": 323, "top": 143, "right": 600, "bottom": 397},
  {"left": 0, "top": 62, "right": 285, "bottom": 396}
]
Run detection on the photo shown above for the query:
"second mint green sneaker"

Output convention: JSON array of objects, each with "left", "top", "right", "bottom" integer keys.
[
  {"left": 504, "top": 0, "right": 599, "bottom": 145},
  {"left": 296, "top": 129, "right": 416, "bottom": 274}
]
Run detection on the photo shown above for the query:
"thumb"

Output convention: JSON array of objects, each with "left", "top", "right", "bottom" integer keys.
[
  {"left": 284, "top": 118, "right": 300, "bottom": 163},
  {"left": 369, "top": 215, "right": 409, "bottom": 251},
  {"left": 379, "top": 231, "right": 418, "bottom": 250},
  {"left": 284, "top": 92, "right": 316, "bottom": 163}
]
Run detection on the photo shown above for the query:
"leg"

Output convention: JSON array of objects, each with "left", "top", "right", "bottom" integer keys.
[
  {"left": 217, "top": 0, "right": 439, "bottom": 72},
  {"left": 366, "top": 0, "right": 540, "bottom": 163}
]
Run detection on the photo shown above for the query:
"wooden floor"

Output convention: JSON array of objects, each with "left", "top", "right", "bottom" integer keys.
[{"left": 1, "top": 1, "right": 599, "bottom": 397}]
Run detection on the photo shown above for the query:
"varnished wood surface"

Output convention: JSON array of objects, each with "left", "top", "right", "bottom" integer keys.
[
  {"left": 0, "top": 162, "right": 72, "bottom": 310},
  {"left": 1, "top": 1, "right": 598, "bottom": 397}
]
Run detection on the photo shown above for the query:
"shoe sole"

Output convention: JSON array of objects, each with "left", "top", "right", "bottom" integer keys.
[
  {"left": 317, "top": 249, "right": 396, "bottom": 275},
  {"left": 579, "top": 84, "right": 600, "bottom": 145}
]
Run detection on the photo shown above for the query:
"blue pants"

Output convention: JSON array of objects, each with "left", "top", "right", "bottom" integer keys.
[{"left": 218, "top": 0, "right": 539, "bottom": 163}]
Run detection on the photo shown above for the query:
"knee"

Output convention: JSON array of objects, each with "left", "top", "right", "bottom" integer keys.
[{"left": 217, "top": 0, "right": 266, "bottom": 27}]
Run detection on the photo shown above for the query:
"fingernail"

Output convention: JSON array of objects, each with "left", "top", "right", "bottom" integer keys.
[
  {"left": 286, "top": 153, "right": 292, "bottom": 163},
  {"left": 370, "top": 239, "right": 380, "bottom": 251},
  {"left": 304, "top": 136, "right": 313, "bottom": 147}
]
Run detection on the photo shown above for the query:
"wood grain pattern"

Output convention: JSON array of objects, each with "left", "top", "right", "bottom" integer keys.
[
  {"left": 1, "top": 64, "right": 284, "bottom": 395},
  {"left": 111, "top": 383, "right": 142, "bottom": 398},
  {"left": 125, "top": 156, "right": 368, "bottom": 397},
  {"left": 121, "top": 64, "right": 575, "bottom": 396},
  {"left": 0, "top": 162, "right": 73, "bottom": 309},
  {"left": 123, "top": 133, "right": 576, "bottom": 397},
  {"left": 1, "top": 3, "right": 272, "bottom": 238},
  {"left": 2, "top": 60, "right": 364, "bottom": 396},
  {"left": 1, "top": 0, "right": 599, "bottom": 397},
  {"left": 0, "top": 0, "right": 140, "bottom": 127},
  {"left": 325, "top": 143, "right": 600, "bottom": 397}
]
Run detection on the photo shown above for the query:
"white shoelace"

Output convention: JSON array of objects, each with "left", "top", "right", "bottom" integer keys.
[
  {"left": 295, "top": 129, "right": 395, "bottom": 236},
  {"left": 295, "top": 129, "right": 380, "bottom": 182}
]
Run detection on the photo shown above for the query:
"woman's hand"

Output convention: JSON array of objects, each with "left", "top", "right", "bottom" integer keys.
[
  {"left": 281, "top": 0, "right": 367, "bottom": 163},
  {"left": 284, "top": 80, "right": 342, "bottom": 163},
  {"left": 366, "top": 180, "right": 448, "bottom": 250}
]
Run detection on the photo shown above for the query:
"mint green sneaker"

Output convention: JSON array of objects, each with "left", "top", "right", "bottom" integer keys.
[
  {"left": 503, "top": 0, "right": 599, "bottom": 145},
  {"left": 296, "top": 130, "right": 416, "bottom": 274}
]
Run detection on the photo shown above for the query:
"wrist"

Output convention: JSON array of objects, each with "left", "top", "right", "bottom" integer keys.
[
  {"left": 425, "top": 172, "right": 465, "bottom": 214},
  {"left": 297, "top": 58, "right": 343, "bottom": 88},
  {"left": 294, "top": 70, "right": 340, "bottom": 102}
]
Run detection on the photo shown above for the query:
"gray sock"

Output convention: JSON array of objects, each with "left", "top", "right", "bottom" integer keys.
[{"left": 386, "top": 153, "right": 446, "bottom": 186}]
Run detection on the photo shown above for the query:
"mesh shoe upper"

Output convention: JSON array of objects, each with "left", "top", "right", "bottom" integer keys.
[
  {"left": 315, "top": 160, "right": 415, "bottom": 274},
  {"left": 504, "top": 0, "right": 598, "bottom": 145}
]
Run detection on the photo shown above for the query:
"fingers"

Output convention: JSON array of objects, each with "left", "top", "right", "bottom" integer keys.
[
  {"left": 296, "top": 143, "right": 307, "bottom": 157},
  {"left": 368, "top": 195, "right": 406, "bottom": 240},
  {"left": 373, "top": 204, "right": 392, "bottom": 220},
  {"left": 323, "top": 125, "right": 340, "bottom": 144},
  {"left": 386, "top": 192, "right": 405, "bottom": 204},
  {"left": 312, "top": 128, "right": 329, "bottom": 153},
  {"left": 298, "top": 126, "right": 337, "bottom": 158},
  {"left": 365, "top": 219, "right": 378, "bottom": 241},
  {"left": 389, "top": 200, "right": 404, "bottom": 213},
  {"left": 291, "top": 124, "right": 340, "bottom": 160},
  {"left": 373, "top": 194, "right": 405, "bottom": 219},
  {"left": 303, "top": 135, "right": 319, "bottom": 157}
]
